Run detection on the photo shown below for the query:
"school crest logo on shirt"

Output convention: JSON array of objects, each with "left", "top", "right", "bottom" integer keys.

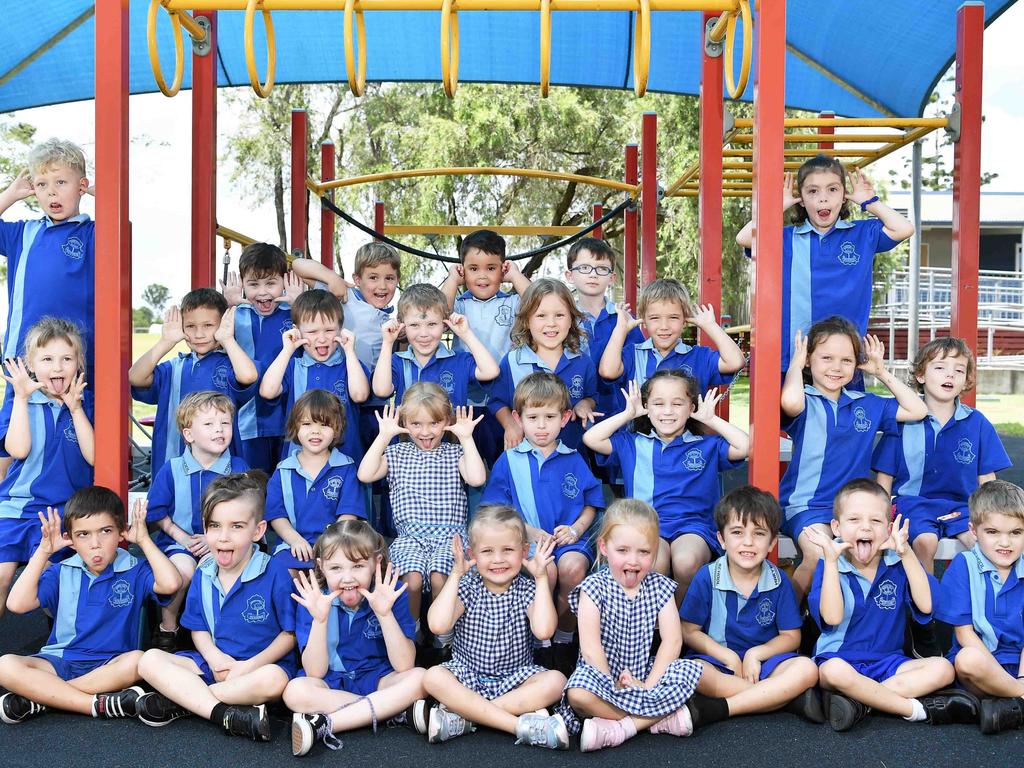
[
  {"left": 874, "top": 579, "right": 898, "bottom": 610},
  {"left": 953, "top": 438, "right": 976, "bottom": 466},
  {"left": 332, "top": 379, "right": 348, "bottom": 403},
  {"left": 212, "top": 365, "right": 230, "bottom": 391},
  {"left": 439, "top": 371, "right": 456, "bottom": 394},
  {"left": 562, "top": 473, "right": 580, "bottom": 499},
  {"left": 363, "top": 615, "right": 384, "bottom": 640},
  {"left": 64, "top": 425, "right": 79, "bottom": 444},
  {"left": 108, "top": 579, "right": 134, "bottom": 608},
  {"left": 837, "top": 241, "right": 861, "bottom": 266},
  {"left": 495, "top": 305, "right": 515, "bottom": 327},
  {"left": 853, "top": 407, "right": 872, "bottom": 433},
  {"left": 569, "top": 375, "right": 584, "bottom": 399},
  {"left": 683, "top": 448, "right": 706, "bottom": 472},
  {"left": 242, "top": 594, "right": 269, "bottom": 624},
  {"left": 679, "top": 364, "right": 694, "bottom": 377},
  {"left": 62, "top": 236, "right": 85, "bottom": 260},
  {"left": 755, "top": 597, "right": 776, "bottom": 627},
  {"left": 323, "top": 476, "right": 343, "bottom": 501}
]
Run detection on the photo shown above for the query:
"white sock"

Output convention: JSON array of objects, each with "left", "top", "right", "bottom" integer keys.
[
  {"left": 434, "top": 631, "right": 453, "bottom": 647},
  {"left": 158, "top": 624, "right": 178, "bottom": 633},
  {"left": 904, "top": 699, "right": 927, "bottom": 722},
  {"left": 553, "top": 629, "right": 574, "bottom": 645},
  {"left": 536, "top": 638, "right": 552, "bottom": 648}
]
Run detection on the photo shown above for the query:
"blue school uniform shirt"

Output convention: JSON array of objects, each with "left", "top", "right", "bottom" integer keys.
[
  {"left": 390, "top": 347, "right": 478, "bottom": 407},
  {"left": 937, "top": 547, "right": 1024, "bottom": 667},
  {"left": 872, "top": 402, "right": 1011, "bottom": 521},
  {"left": 809, "top": 551, "right": 936, "bottom": 661},
  {"left": 579, "top": 298, "right": 645, "bottom": 415},
  {"left": 452, "top": 290, "right": 520, "bottom": 405},
  {"left": 36, "top": 549, "right": 164, "bottom": 661},
  {"left": 341, "top": 289, "right": 393, "bottom": 409},
  {"left": 295, "top": 589, "right": 417, "bottom": 684},
  {"left": 233, "top": 303, "right": 293, "bottom": 439},
  {"left": 680, "top": 556, "right": 803, "bottom": 656},
  {"left": 780, "top": 387, "right": 899, "bottom": 520},
  {"left": 181, "top": 547, "right": 297, "bottom": 672},
  {"left": 265, "top": 448, "right": 365, "bottom": 546},
  {"left": 0, "top": 391, "right": 93, "bottom": 520},
  {"left": 619, "top": 338, "right": 733, "bottom": 394},
  {"left": 131, "top": 349, "right": 256, "bottom": 471},
  {"left": 481, "top": 440, "right": 604, "bottom": 533},
  {"left": 489, "top": 347, "right": 598, "bottom": 449},
  {"left": 145, "top": 448, "right": 250, "bottom": 553}
]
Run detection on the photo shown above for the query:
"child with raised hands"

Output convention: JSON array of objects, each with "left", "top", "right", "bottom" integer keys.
[
  {"left": 780, "top": 316, "right": 928, "bottom": 604},
  {"left": 0, "top": 317, "right": 93, "bottom": 618},
  {"left": 0, "top": 490, "right": 180, "bottom": 725},
  {"left": 372, "top": 282, "right": 499, "bottom": 407},
  {"left": 583, "top": 371, "right": 749, "bottom": 602},
  {"left": 420, "top": 504, "right": 570, "bottom": 749},
  {"left": 805, "top": 479, "right": 977, "bottom": 732},
  {"left": 266, "top": 390, "right": 366, "bottom": 572},
  {"left": 285, "top": 519, "right": 427, "bottom": 757},
  {"left": 358, "top": 383, "right": 487, "bottom": 637}
]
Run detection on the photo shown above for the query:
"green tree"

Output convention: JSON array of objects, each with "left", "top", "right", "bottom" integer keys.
[
  {"left": 141, "top": 283, "right": 171, "bottom": 316},
  {"left": 0, "top": 117, "right": 38, "bottom": 283},
  {"left": 133, "top": 306, "right": 155, "bottom": 330}
]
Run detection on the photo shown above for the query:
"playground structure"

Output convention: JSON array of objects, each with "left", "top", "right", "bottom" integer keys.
[{"left": 87, "top": 1, "right": 985, "bottom": 518}]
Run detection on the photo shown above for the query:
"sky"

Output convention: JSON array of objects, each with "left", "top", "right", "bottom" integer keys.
[{"left": 2, "top": 2, "right": 1022, "bottom": 311}]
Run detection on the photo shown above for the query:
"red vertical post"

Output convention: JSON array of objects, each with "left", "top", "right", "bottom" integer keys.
[
  {"left": 290, "top": 110, "right": 308, "bottom": 258},
  {"left": 94, "top": 0, "right": 131, "bottom": 501},
  {"left": 951, "top": 2, "right": 983, "bottom": 409},
  {"left": 818, "top": 110, "right": 835, "bottom": 151},
  {"left": 591, "top": 203, "right": 604, "bottom": 239},
  {"left": 374, "top": 201, "right": 385, "bottom": 242},
  {"left": 748, "top": 0, "right": 787, "bottom": 498},
  {"left": 320, "top": 141, "right": 336, "bottom": 269},
  {"left": 640, "top": 112, "right": 658, "bottom": 286},
  {"left": 624, "top": 144, "right": 639, "bottom": 309},
  {"left": 191, "top": 12, "right": 217, "bottom": 288}
]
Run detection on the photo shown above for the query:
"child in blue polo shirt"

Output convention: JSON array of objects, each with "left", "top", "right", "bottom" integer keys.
[
  {"left": 286, "top": 519, "right": 428, "bottom": 756},
  {"left": 936, "top": 481, "right": 1024, "bottom": 734},
  {"left": 130, "top": 288, "right": 259, "bottom": 471},
  {"left": 145, "top": 391, "right": 250, "bottom": 652},
  {"left": 266, "top": 390, "right": 365, "bottom": 571},
  {"left": 781, "top": 316, "right": 927, "bottom": 604},
  {"left": 372, "top": 282, "right": 499, "bottom": 407},
  {"left": 259, "top": 289, "right": 370, "bottom": 464},
  {"left": 0, "top": 488, "right": 180, "bottom": 724},
  {"left": 136, "top": 472, "right": 298, "bottom": 742},
  {"left": 599, "top": 278, "right": 744, "bottom": 398},
  {"left": 491, "top": 279, "right": 599, "bottom": 451},
  {"left": 736, "top": 156, "right": 915, "bottom": 383},
  {"left": 583, "top": 372, "right": 749, "bottom": 602},
  {"left": 224, "top": 243, "right": 306, "bottom": 472},
  {"left": 805, "top": 478, "right": 977, "bottom": 732},
  {"left": 0, "top": 317, "right": 93, "bottom": 619},
  {"left": 481, "top": 373, "right": 603, "bottom": 662},
  {"left": 680, "top": 486, "right": 823, "bottom": 726}
]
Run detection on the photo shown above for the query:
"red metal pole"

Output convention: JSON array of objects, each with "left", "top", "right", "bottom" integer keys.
[
  {"left": 374, "top": 201, "right": 385, "bottom": 242},
  {"left": 818, "top": 110, "right": 835, "bottom": 151},
  {"left": 320, "top": 141, "right": 336, "bottom": 269},
  {"left": 640, "top": 112, "right": 658, "bottom": 286},
  {"left": 94, "top": 0, "right": 131, "bottom": 501},
  {"left": 290, "top": 110, "right": 308, "bottom": 258},
  {"left": 951, "top": 2, "right": 983, "bottom": 409},
  {"left": 591, "top": 203, "right": 604, "bottom": 239},
  {"left": 191, "top": 12, "right": 217, "bottom": 288},
  {"left": 748, "top": 0, "right": 786, "bottom": 500},
  {"left": 624, "top": 144, "right": 639, "bottom": 309}
]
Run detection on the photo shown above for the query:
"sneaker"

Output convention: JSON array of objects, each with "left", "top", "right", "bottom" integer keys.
[
  {"left": 979, "top": 697, "right": 1024, "bottom": 735},
  {"left": 922, "top": 689, "right": 980, "bottom": 725},
  {"left": 406, "top": 698, "right": 433, "bottom": 735},
  {"left": 514, "top": 713, "right": 569, "bottom": 750},
  {"left": 151, "top": 627, "right": 178, "bottom": 653},
  {"left": 222, "top": 704, "right": 271, "bottom": 742},
  {"left": 649, "top": 706, "right": 694, "bottom": 737},
  {"left": 137, "top": 692, "right": 191, "bottom": 727},
  {"left": 579, "top": 717, "right": 630, "bottom": 752},
  {"left": 427, "top": 704, "right": 475, "bottom": 744},
  {"left": 92, "top": 686, "right": 145, "bottom": 718},
  {"left": 827, "top": 693, "right": 870, "bottom": 732},
  {"left": 292, "top": 712, "right": 342, "bottom": 756},
  {"left": 910, "top": 621, "right": 942, "bottom": 659},
  {"left": 783, "top": 687, "right": 826, "bottom": 724},
  {"left": 0, "top": 693, "right": 46, "bottom": 724}
]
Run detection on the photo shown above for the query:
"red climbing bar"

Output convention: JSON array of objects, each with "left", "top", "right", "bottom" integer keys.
[
  {"left": 818, "top": 110, "right": 835, "bottom": 151},
  {"left": 321, "top": 141, "right": 336, "bottom": 269},
  {"left": 699, "top": 11, "right": 724, "bottom": 346},
  {"left": 624, "top": 143, "right": 639, "bottom": 309},
  {"left": 374, "top": 201, "right": 385, "bottom": 242},
  {"left": 290, "top": 109, "right": 308, "bottom": 258},
  {"left": 591, "top": 203, "right": 604, "bottom": 239},
  {"left": 640, "top": 112, "right": 658, "bottom": 286},
  {"left": 191, "top": 11, "right": 217, "bottom": 288}
]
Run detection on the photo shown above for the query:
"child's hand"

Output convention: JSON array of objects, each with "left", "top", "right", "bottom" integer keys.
[
  {"left": 210, "top": 652, "right": 239, "bottom": 682},
  {"left": 741, "top": 654, "right": 762, "bottom": 684},
  {"left": 782, "top": 171, "right": 800, "bottom": 211},
  {"left": 224, "top": 658, "right": 257, "bottom": 681},
  {"left": 686, "top": 303, "right": 718, "bottom": 331},
  {"left": 620, "top": 380, "right": 648, "bottom": 420},
  {"left": 445, "top": 405, "right": 484, "bottom": 442},
  {"left": 36, "top": 507, "right": 69, "bottom": 556},
  {"left": 691, "top": 388, "right": 723, "bottom": 424},
  {"left": 846, "top": 169, "right": 876, "bottom": 206},
  {"left": 188, "top": 535, "right": 210, "bottom": 559},
  {"left": 614, "top": 301, "right": 642, "bottom": 332},
  {"left": 281, "top": 327, "right": 308, "bottom": 354},
  {"left": 291, "top": 569, "right": 341, "bottom": 624},
  {"left": 374, "top": 403, "right": 409, "bottom": 442},
  {"left": 503, "top": 421, "right": 525, "bottom": 450},
  {"left": 60, "top": 372, "right": 88, "bottom": 413},
  {"left": 450, "top": 533, "right": 476, "bottom": 578},
  {"left": 290, "top": 538, "right": 314, "bottom": 562},
  {"left": 126, "top": 499, "right": 151, "bottom": 546},
  {"left": 502, "top": 260, "right": 524, "bottom": 281},
  {"left": 552, "top": 524, "right": 579, "bottom": 547},
  {"left": 857, "top": 334, "right": 886, "bottom": 377},
  {"left": 160, "top": 306, "right": 186, "bottom": 345},
  {"left": 336, "top": 329, "right": 357, "bottom": 355},
  {"left": 524, "top": 536, "right": 555, "bottom": 581},
  {"left": 281, "top": 271, "right": 305, "bottom": 305},
  {"left": 444, "top": 312, "right": 471, "bottom": 339},
  {"left": 4, "top": 170, "right": 34, "bottom": 202},
  {"left": 884, "top": 513, "right": 910, "bottom": 557},
  {"left": 573, "top": 399, "right": 602, "bottom": 428},
  {"left": 360, "top": 560, "right": 408, "bottom": 618},
  {"left": 448, "top": 264, "right": 465, "bottom": 287},
  {"left": 214, "top": 306, "right": 237, "bottom": 343},
  {"left": 803, "top": 526, "right": 850, "bottom": 562},
  {"left": 219, "top": 271, "right": 244, "bottom": 306},
  {"left": 616, "top": 669, "right": 643, "bottom": 689},
  {"left": 788, "top": 329, "right": 808, "bottom": 374},
  {"left": 2, "top": 357, "right": 45, "bottom": 400},
  {"left": 380, "top": 319, "right": 405, "bottom": 347},
  {"left": 721, "top": 649, "right": 744, "bottom": 677}
]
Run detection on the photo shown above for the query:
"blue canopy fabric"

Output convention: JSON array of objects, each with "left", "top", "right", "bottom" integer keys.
[{"left": 0, "top": 0, "right": 1015, "bottom": 117}]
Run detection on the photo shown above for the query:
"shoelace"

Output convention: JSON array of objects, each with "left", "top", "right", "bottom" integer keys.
[
  {"left": 95, "top": 692, "right": 133, "bottom": 718},
  {"left": 443, "top": 709, "right": 467, "bottom": 738},
  {"left": 514, "top": 716, "right": 550, "bottom": 747},
  {"left": 317, "top": 695, "right": 378, "bottom": 751}
]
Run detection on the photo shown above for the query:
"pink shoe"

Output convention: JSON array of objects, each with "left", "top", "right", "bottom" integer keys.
[
  {"left": 649, "top": 706, "right": 693, "bottom": 737},
  {"left": 579, "top": 717, "right": 629, "bottom": 752}
]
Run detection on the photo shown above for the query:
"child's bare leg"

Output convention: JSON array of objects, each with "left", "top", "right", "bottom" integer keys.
[
  {"left": 290, "top": 668, "right": 426, "bottom": 732},
  {"left": 0, "top": 456, "right": 13, "bottom": 482},
  {"left": 655, "top": 538, "right": 672, "bottom": 576},
  {"left": 955, "top": 529, "right": 977, "bottom": 550},
  {"left": 565, "top": 687, "right": 661, "bottom": 732},
  {"left": 425, "top": 666, "right": 559, "bottom": 735},
  {"left": 694, "top": 664, "right": 754, "bottom": 699},
  {"left": 490, "top": 670, "right": 567, "bottom": 715},
  {"left": 161, "top": 554, "right": 196, "bottom": 631},
  {"left": 0, "top": 561, "right": 17, "bottom": 620},
  {"left": 954, "top": 646, "right": 1024, "bottom": 698},
  {"left": 912, "top": 534, "right": 938, "bottom": 575},
  {"left": 670, "top": 535, "right": 712, "bottom": 604},
  {"left": 208, "top": 664, "right": 290, "bottom": 705},
  {"left": 722, "top": 657, "right": 819, "bottom": 717},
  {"left": 429, "top": 571, "right": 448, "bottom": 597},
  {"left": 792, "top": 525, "right": 830, "bottom": 605},
  {"left": 881, "top": 658, "right": 955, "bottom": 699},
  {"left": 0, "top": 651, "right": 143, "bottom": 714},
  {"left": 284, "top": 677, "right": 361, "bottom": 714},
  {"left": 138, "top": 649, "right": 225, "bottom": 719},
  {"left": 403, "top": 572, "right": 424, "bottom": 624},
  {"left": 555, "top": 553, "right": 588, "bottom": 632},
  {"left": 819, "top": 657, "right": 950, "bottom": 718}
]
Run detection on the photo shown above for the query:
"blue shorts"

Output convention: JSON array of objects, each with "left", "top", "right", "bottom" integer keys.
[
  {"left": 526, "top": 539, "right": 594, "bottom": 566},
  {"left": 781, "top": 507, "right": 833, "bottom": 543},
  {"left": 899, "top": 497, "right": 971, "bottom": 542},
  {"left": 662, "top": 521, "right": 723, "bottom": 558},
  {"left": 240, "top": 436, "right": 285, "bottom": 475},
  {"left": 34, "top": 653, "right": 115, "bottom": 682},
  {"left": 303, "top": 663, "right": 392, "bottom": 697},
  {"left": 688, "top": 651, "right": 799, "bottom": 681},
  {"left": 176, "top": 650, "right": 296, "bottom": 684},
  {"left": 271, "top": 543, "right": 315, "bottom": 571},
  {"left": 815, "top": 652, "right": 912, "bottom": 683},
  {"left": 0, "top": 516, "right": 43, "bottom": 563}
]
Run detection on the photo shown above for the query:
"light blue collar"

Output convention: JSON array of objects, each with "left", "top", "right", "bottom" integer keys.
[
  {"left": 299, "top": 346, "right": 344, "bottom": 367},
  {"left": 458, "top": 289, "right": 510, "bottom": 303},
  {"left": 198, "top": 546, "right": 270, "bottom": 583},
  {"left": 43, "top": 212, "right": 90, "bottom": 228},
  {"left": 279, "top": 447, "right": 354, "bottom": 472},
  {"left": 396, "top": 346, "right": 455, "bottom": 363},
  {"left": 351, "top": 289, "right": 394, "bottom": 314},
  {"left": 793, "top": 218, "right": 854, "bottom": 235},
  {"left": 514, "top": 346, "right": 580, "bottom": 367},
  {"left": 513, "top": 438, "right": 574, "bottom": 456},
  {"left": 180, "top": 447, "right": 233, "bottom": 475},
  {"left": 836, "top": 547, "right": 902, "bottom": 574},
  {"left": 636, "top": 337, "right": 693, "bottom": 355},
  {"left": 709, "top": 555, "right": 783, "bottom": 594},
  {"left": 579, "top": 298, "right": 616, "bottom": 321},
  {"left": 179, "top": 348, "right": 225, "bottom": 363},
  {"left": 27, "top": 390, "right": 61, "bottom": 407},
  {"left": 63, "top": 548, "right": 136, "bottom": 574},
  {"left": 804, "top": 384, "right": 866, "bottom": 403},
  {"left": 642, "top": 429, "right": 702, "bottom": 445},
  {"left": 968, "top": 545, "right": 1024, "bottom": 580}
]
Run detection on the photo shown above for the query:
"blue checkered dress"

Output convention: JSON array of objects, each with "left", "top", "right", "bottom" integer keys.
[
  {"left": 558, "top": 568, "right": 703, "bottom": 734},
  {"left": 442, "top": 571, "right": 547, "bottom": 699}
]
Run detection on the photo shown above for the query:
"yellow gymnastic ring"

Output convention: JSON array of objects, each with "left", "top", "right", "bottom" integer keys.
[
  {"left": 632, "top": 0, "right": 651, "bottom": 97},
  {"left": 724, "top": 0, "right": 752, "bottom": 99},
  {"left": 440, "top": 0, "right": 460, "bottom": 97},
  {"left": 343, "top": 0, "right": 367, "bottom": 96},
  {"left": 244, "top": 0, "right": 277, "bottom": 98},
  {"left": 539, "top": 0, "right": 551, "bottom": 97},
  {"left": 147, "top": 0, "right": 185, "bottom": 97}
]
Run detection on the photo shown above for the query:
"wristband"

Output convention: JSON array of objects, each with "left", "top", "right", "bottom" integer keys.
[{"left": 860, "top": 195, "right": 879, "bottom": 212}]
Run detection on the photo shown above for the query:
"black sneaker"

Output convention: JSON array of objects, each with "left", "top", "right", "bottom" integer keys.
[
  {"left": 92, "top": 686, "right": 145, "bottom": 718},
  {"left": 0, "top": 693, "right": 46, "bottom": 724},
  {"left": 151, "top": 627, "right": 178, "bottom": 653},
  {"left": 783, "top": 687, "right": 826, "bottom": 724},
  {"left": 921, "top": 689, "right": 980, "bottom": 725},
  {"left": 827, "top": 693, "right": 870, "bottom": 732},
  {"left": 910, "top": 621, "right": 943, "bottom": 659},
  {"left": 292, "top": 712, "right": 342, "bottom": 756},
  {"left": 222, "top": 704, "right": 271, "bottom": 741},
  {"left": 979, "top": 697, "right": 1024, "bottom": 735},
  {"left": 137, "top": 692, "right": 191, "bottom": 727}
]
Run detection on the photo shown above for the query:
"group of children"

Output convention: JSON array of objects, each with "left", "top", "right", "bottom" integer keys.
[{"left": 0, "top": 138, "right": 1020, "bottom": 755}]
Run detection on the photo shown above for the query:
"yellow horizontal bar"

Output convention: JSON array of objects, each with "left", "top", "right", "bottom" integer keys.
[
  {"left": 725, "top": 323, "right": 749, "bottom": 336},
  {"left": 168, "top": 0, "right": 736, "bottom": 10},
  {"left": 168, "top": 7, "right": 207, "bottom": 39},
  {"left": 729, "top": 132, "right": 918, "bottom": 144},
  {"left": 677, "top": 189, "right": 749, "bottom": 197},
  {"left": 723, "top": 148, "right": 874, "bottom": 158},
  {"left": 732, "top": 117, "right": 948, "bottom": 129},
  {"left": 385, "top": 224, "right": 584, "bottom": 236},
  {"left": 216, "top": 224, "right": 258, "bottom": 247},
  {"left": 311, "top": 167, "right": 640, "bottom": 196},
  {"left": 722, "top": 161, "right": 805, "bottom": 170}
]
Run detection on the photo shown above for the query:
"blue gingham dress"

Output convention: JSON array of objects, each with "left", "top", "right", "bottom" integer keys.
[
  {"left": 442, "top": 571, "right": 548, "bottom": 699},
  {"left": 558, "top": 568, "right": 703, "bottom": 734}
]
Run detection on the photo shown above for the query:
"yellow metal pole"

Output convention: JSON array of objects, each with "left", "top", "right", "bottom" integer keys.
[
  {"left": 312, "top": 167, "right": 641, "bottom": 195},
  {"left": 166, "top": 0, "right": 739, "bottom": 11}
]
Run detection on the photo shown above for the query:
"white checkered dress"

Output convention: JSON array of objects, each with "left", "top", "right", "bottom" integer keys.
[
  {"left": 385, "top": 441, "right": 468, "bottom": 535},
  {"left": 442, "top": 571, "right": 547, "bottom": 699},
  {"left": 557, "top": 568, "right": 703, "bottom": 734}
]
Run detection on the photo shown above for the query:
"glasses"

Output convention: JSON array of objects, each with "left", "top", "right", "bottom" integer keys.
[{"left": 569, "top": 265, "right": 613, "bottom": 276}]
